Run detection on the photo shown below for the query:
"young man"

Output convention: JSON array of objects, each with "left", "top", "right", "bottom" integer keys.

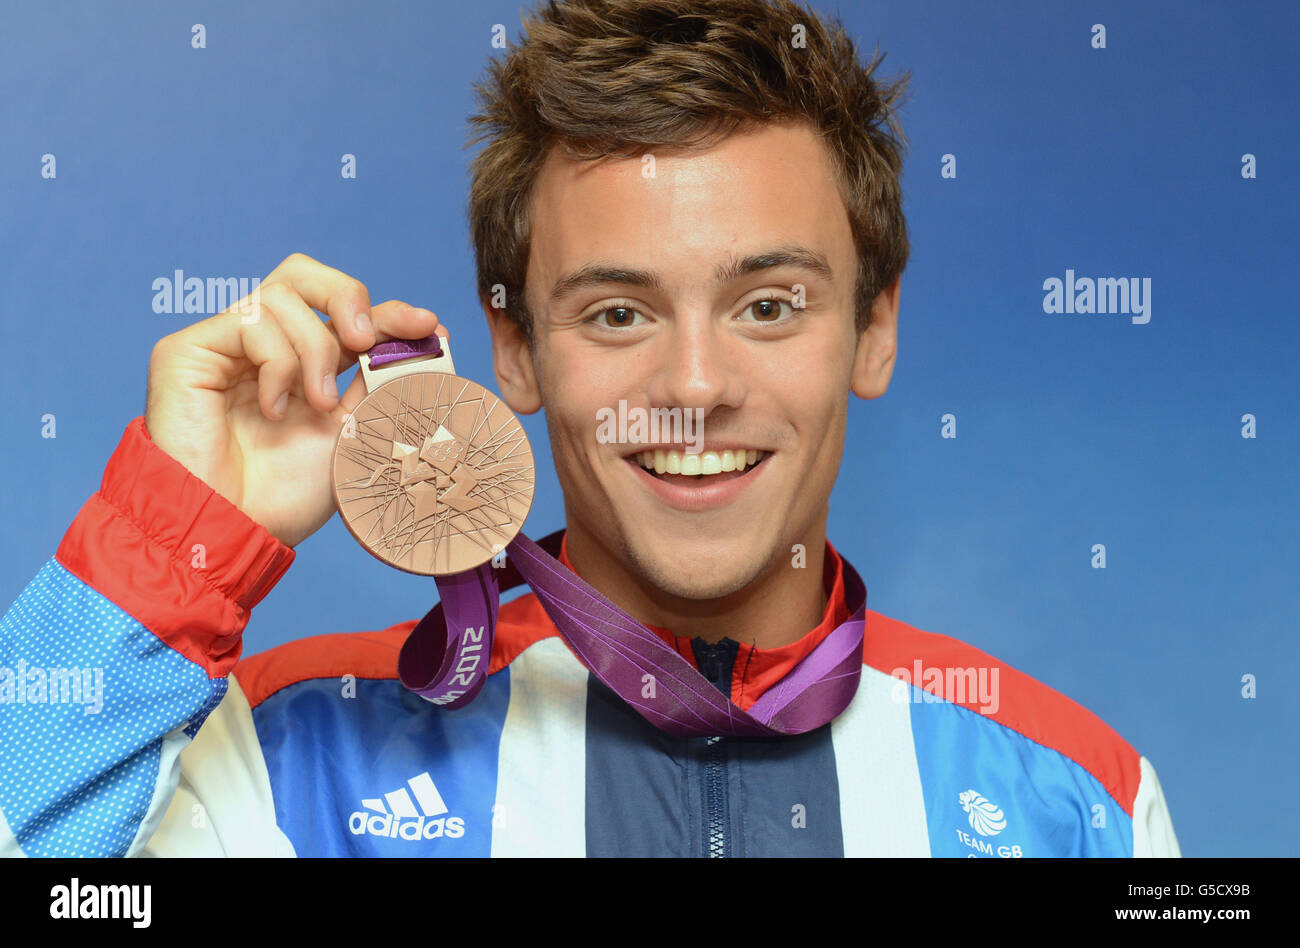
[{"left": 0, "top": 0, "right": 1179, "bottom": 857}]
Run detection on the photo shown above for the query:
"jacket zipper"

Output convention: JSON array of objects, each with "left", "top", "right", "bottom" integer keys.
[
  {"left": 693, "top": 638, "right": 735, "bottom": 858},
  {"left": 704, "top": 735, "right": 728, "bottom": 857}
]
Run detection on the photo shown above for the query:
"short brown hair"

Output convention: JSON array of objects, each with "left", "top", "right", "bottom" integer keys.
[{"left": 467, "top": 0, "right": 910, "bottom": 343}]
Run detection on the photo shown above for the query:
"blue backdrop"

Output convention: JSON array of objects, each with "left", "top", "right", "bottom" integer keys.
[{"left": 1, "top": 0, "right": 1295, "bottom": 857}]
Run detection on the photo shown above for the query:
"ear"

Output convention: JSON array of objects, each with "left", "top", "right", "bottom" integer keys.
[
  {"left": 850, "top": 277, "right": 900, "bottom": 400},
  {"left": 483, "top": 300, "right": 543, "bottom": 415}
]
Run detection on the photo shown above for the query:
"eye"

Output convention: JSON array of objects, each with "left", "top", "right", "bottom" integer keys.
[
  {"left": 589, "top": 305, "right": 647, "bottom": 329},
  {"left": 738, "top": 297, "right": 794, "bottom": 323}
]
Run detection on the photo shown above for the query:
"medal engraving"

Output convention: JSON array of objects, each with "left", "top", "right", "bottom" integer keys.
[{"left": 333, "top": 372, "right": 535, "bottom": 575}]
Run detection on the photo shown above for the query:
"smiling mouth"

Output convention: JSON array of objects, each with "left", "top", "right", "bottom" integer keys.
[{"left": 627, "top": 448, "right": 771, "bottom": 485}]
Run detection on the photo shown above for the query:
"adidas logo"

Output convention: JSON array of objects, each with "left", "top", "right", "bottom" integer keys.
[{"left": 348, "top": 772, "right": 466, "bottom": 841}]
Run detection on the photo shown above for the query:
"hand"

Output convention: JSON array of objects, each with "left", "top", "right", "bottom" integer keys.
[{"left": 144, "top": 252, "right": 445, "bottom": 547}]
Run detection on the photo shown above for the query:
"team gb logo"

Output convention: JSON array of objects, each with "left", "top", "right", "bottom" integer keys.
[{"left": 958, "top": 789, "right": 1008, "bottom": 837}]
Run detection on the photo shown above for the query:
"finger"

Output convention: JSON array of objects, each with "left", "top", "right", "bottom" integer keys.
[
  {"left": 264, "top": 252, "right": 375, "bottom": 353},
  {"left": 330, "top": 307, "right": 449, "bottom": 426},
  {"left": 259, "top": 282, "right": 343, "bottom": 414},
  {"left": 332, "top": 300, "right": 445, "bottom": 374},
  {"left": 369, "top": 300, "right": 444, "bottom": 340},
  {"left": 239, "top": 306, "right": 299, "bottom": 420}
]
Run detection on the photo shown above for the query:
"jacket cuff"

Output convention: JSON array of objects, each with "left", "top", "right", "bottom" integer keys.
[{"left": 56, "top": 416, "right": 296, "bottom": 677}]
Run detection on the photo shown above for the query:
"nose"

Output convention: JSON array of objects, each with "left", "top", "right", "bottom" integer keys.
[{"left": 646, "top": 314, "right": 745, "bottom": 418}]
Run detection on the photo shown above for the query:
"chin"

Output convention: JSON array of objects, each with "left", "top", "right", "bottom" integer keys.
[{"left": 627, "top": 535, "right": 775, "bottom": 602}]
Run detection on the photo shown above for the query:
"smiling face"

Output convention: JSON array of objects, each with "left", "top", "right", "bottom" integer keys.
[{"left": 487, "top": 120, "right": 899, "bottom": 604}]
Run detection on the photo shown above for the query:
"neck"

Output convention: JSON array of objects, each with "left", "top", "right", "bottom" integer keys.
[{"left": 563, "top": 509, "right": 830, "bottom": 649}]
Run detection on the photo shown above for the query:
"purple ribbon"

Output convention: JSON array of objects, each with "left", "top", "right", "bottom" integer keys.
[
  {"left": 368, "top": 334, "right": 443, "bottom": 368},
  {"left": 398, "top": 529, "right": 868, "bottom": 738}
]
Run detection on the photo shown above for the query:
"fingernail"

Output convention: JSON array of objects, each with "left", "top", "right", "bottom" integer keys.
[
  {"left": 355, "top": 310, "right": 373, "bottom": 336},
  {"left": 273, "top": 392, "right": 288, "bottom": 416},
  {"left": 323, "top": 372, "right": 337, "bottom": 399}
]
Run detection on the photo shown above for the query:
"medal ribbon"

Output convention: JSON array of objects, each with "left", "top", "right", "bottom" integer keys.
[{"left": 398, "top": 529, "right": 868, "bottom": 738}]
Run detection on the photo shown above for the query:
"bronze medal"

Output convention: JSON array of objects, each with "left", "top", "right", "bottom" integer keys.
[{"left": 332, "top": 338, "right": 535, "bottom": 575}]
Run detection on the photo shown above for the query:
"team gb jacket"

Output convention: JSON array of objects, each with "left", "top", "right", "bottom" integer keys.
[{"left": 0, "top": 417, "right": 1181, "bottom": 857}]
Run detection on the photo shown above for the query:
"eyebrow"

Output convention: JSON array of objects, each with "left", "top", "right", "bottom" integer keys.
[{"left": 547, "top": 245, "right": 835, "bottom": 305}]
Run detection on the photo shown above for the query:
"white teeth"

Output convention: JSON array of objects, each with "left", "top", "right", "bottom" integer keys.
[{"left": 634, "top": 449, "right": 766, "bottom": 477}]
